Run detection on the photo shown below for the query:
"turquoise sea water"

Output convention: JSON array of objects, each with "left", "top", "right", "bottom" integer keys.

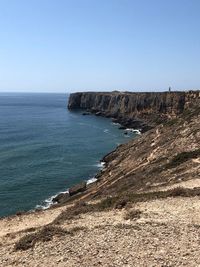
[{"left": 0, "top": 93, "right": 137, "bottom": 217}]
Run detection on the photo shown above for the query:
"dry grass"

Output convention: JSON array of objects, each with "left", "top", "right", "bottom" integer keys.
[
  {"left": 52, "top": 187, "right": 200, "bottom": 226},
  {"left": 12, "top": 186, "right": 200, "bottom": 252},
  {"left": 165, "top": 149, "right": 200, "bottom": 169},
  {"left": 14, "top": 226, "right": 69, "bottom": 251},
  {"left": 124, "top": 209, "right": 142, "bottom": 220}
]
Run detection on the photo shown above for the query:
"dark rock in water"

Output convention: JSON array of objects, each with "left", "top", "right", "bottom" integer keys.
[
  {"left": 119, "top": 126, "right": 126, "bottom": 130},
  {"left": 112, "top": 118, "right": 119, "bottom": 123},
  {"left": 52, "top": 193, "right": 70, "bottom": 204},
  {"left": 69, "top": 182, "right": 87, "bottom": 196},
  {"left": 82, "top": 112, "right": 91, "bottom": 116},
  {"left": 102, "top": 150, "right": 119, "bottom": 163},
  {"left": 124, "top": 131, "right": 128, "bottom": 135},
  {"left": 140, "top": 125, "right": 153, "bottom": 133},
  {"left": 15, "top": 210, "right": 26, "bottom": 216},
  {"left": 95, "top": 172, "right": 102, "bottom": 179}
]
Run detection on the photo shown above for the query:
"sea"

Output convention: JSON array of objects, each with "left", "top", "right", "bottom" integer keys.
[{"left": 0, "top": 93, "right": 138, "bottom": 217}]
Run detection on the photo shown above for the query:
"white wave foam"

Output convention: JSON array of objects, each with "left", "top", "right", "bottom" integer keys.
[
  {"left": 100, "top": 161, "right": 106, "bottom": 167},
  {"left": 86, "top": 177, "right": 97, "bottom": 185},
  {"left": 96, "top": 161, "right": 106, "bottom": 168},
  {"left": 126, "top": 128, "right": 141, "bottom": 134},
  {"left": 103, "top": 129, "right": 109, "bottom": 133},
  {"left": 35, "top": 195, "right": 57, "bottom": 210},
  {"left": 35, "top": 161, "right": 106, "bottom": 210},
  {"left": 35, "top": 189, "right": 69, "bottom": 210}
]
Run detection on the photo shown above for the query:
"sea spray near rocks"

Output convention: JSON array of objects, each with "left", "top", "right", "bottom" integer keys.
[
  {"left": 35, "top": 161, "right": 106, "bottom": 208},
  {"left": 0, "top": 93, "right": 135, "bottom": 217}
]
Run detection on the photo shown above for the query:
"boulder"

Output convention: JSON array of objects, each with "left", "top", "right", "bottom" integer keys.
[
  {"left": 112, "top": 118, "right": 119, "bottom": 123},
  {"left": 52, "top": 193, "right": 70, "bottom": 204},
  {"left": 69, "top": 182, "right": 87, "bottom": 196}
]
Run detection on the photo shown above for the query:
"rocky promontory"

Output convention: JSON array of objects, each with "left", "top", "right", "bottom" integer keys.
[
  {"left": 0, "top": 90, "right": 200, "bottom": 266},
  {"left": 68, "top": 90, "right": 200, "bottom": 132}
]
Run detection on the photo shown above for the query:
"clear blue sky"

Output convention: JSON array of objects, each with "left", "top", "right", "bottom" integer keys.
[{"left": 0, "top": 0, "right": 199, "bottom": 92}]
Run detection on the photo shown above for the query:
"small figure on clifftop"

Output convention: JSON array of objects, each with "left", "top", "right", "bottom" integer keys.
[{"left": 169, "top": 86, "right": 171, "bottom": 92}]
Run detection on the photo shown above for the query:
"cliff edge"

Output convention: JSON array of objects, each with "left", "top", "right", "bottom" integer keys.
[
  {"left": 0, "top": 91, "right": 200, "bottom": 266},
  {"left": 68, "top": 90, "right": 200, "bottom": 132}
]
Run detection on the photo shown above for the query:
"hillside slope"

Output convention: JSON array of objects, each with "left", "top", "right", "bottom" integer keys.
[{"left": 0, "top": 91, "right": 199, "bottom": 266}]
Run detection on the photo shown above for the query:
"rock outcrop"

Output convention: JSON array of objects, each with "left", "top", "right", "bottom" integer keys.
[
  {"left": 67, "top": 90, "right": 200, "bottom": 200},
  {"left": 0, "top": 91, "right": 200, "bottom": 267},
  {"left": 68, "top": 182, "right": 87, "bottom": 196},
  {"left": 52, "top": 193, "right": 69, "bottom": 204},
  {"left": 68, "top": 91, "right": 200, "bottom": 132}
]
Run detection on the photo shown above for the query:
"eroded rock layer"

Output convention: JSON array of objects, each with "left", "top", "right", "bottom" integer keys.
[
  {"left": 68, "top": 90, "right": 200, "bottom": 131},
  {"left": 0, "top": 91, "right": 200, "bottom": 267}
]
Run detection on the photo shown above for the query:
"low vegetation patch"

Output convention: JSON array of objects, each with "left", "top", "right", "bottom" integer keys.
[
  {"left": 14, "top": 233, "right": 36, "bottom": 251},
  {"left": 20, "top": 227, "right": 37, "bottom": 234},
  {"left": 182, "top": 106, "right": 200, "bottom": 121},
  {"left": 165, "top": 149, "right": 200, "bottom": 169},
  {"left": 68, "top": 226, "right": 87, "bottom": 234},
  {"left": 168, "top": 187, "right": 190, "bottom": 197},
  {"left": 54, "top": 197, "right": 127, "bottom": 224},
  {"left": 14, "top": 225, "right": 69, "bottom": 251},
  {"left": 115, "top": 223, "right": 141, "bottom": 230},
  {"left": 52, "top": 187, "right": 200, "bottom": 225},
  {"left": 54, "top": 201, "right": 95, "bottom": 224},
  {"left": 124, "top": 209, "right": 142, "bottom": 220},
  {"left": 165, "top": 118, "right": 179, "bottom": 126},
  {"left": 96, "top": 197, "right": 118, "bottom": 210},
  {"left": 114, "top": 198, "right": 129, "bottom": 209}
]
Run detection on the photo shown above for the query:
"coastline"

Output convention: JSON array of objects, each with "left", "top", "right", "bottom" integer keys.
[
  {"left": 32, "top": 101, "right": 143, "bottom": 212},
  {"left": 0, "top": 114, "right": 140, "bottom": 219},
  {"left": 0, "top": 91, "right": 199, "bottom": 266},
  {"left": 35, "top": 123, "right": 140, "bottom": 211},
  {"left": 1, "top": 92, "right": 143, "bottom": 219},
  {"left": 35, "top": 161, "right": 106, "bottom": 210},
  {"left": 0, "top": 118, "right": 141, "bottom": 219},
  {"left": 3, "top": 90, "right": 199, "bottom": 217}
]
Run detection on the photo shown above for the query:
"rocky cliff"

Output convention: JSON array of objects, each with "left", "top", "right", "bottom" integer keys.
[
  {"left": 68, "top": 91, "right": 200, "bottom": 132},
  {"left": 0, "top": 91, "right": 200, "bottom": 266}
]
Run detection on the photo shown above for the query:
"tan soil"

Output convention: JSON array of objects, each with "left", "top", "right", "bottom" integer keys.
[
  {"left": 1, "top": 195, "right": 200, "bottom": 267},
  {"left": 0, "top": 96, "right": 199, "bottom": 266},
  {"left": 0, "top": 206, "right": 67, "bottom": 238}
]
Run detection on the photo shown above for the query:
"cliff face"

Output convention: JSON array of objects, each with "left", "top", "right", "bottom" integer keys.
[
  {"left": 68, "top": 95, "right": 200, "bottom": 201},
  {"left": 68, "top": 91, "right": 200, "bottom": 131},
  {"left": 0, "top": 93, "right": 200, "bottom": 266}
]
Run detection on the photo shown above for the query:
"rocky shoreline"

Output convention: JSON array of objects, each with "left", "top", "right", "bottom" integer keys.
[
  {"left": 51, "top": 90, "right": 200, "bottom": 205},
  {"left": 0, "top": 90, "right": 200, "bottom": 266},
  {"left": 4, "top": 90, "right": 199, "bottom": 215},
  {"left": 68, "top": 90, "right": 200, "bottom": 133}
]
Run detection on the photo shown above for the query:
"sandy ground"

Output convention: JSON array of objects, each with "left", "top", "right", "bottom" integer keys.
[
  {"left": 0, "top": 206, "right": 66, "bottom": 238},
  {"left": 1, "top": 93, "right": 199, "bottom": 266},
  {"left": 149, "top": 178, "right": 200, "bottom": 192},
  {"left": 1, "top": 181, "right": 200, "bottom": 266}
]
